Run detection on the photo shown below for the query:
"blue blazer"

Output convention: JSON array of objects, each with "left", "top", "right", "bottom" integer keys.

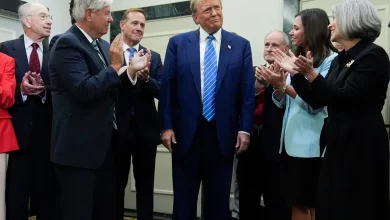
[
  {"left": 273, "top": 52, "right": 337, "bottom": 158},
  {"left": 159, "top": 29, "right": 255, "bottom": 157}
]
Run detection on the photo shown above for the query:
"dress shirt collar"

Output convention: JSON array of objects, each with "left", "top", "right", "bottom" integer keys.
[
  {"left": 76, "top": 24, "right": 94, "bottom": 44},
  {"left": 123, "top": 43, "right": 140, "bottom": 53},
  {"left": 199, "top": 26, "right": 221, "bottom": 43},
  {"left": 24, "top": 34, "right": 43, "bottom": 51}
]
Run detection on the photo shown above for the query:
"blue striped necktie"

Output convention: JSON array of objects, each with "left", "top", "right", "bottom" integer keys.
[{"left": 203, "top": 35, "right": 217, "bottom": 122}]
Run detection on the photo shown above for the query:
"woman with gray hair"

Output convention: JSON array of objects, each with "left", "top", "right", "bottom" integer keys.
[{"left": 273, "top": 0, "right": 389, "bottom": 219}]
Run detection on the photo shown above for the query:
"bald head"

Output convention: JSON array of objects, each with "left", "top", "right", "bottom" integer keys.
[{"left": 263, "top": 30, "right": 290, "bottom": 64}]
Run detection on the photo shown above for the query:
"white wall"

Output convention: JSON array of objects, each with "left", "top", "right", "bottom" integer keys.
[
  {"left": 111, "top": 0, "right": 185, "bottom": 11},
  {"left": 24, "top": 0, "right": 72, "bottom": 40},
  {"left": 222, "top": 0, "right": 284, "bottom": 65},
  {"left": 109, "top": 0, "right": 284, "bottom": 65}
]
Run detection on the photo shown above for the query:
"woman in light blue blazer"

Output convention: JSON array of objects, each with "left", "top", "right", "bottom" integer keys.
[{"left": 258, "top": 8, "right": 337, "bottom": 220}]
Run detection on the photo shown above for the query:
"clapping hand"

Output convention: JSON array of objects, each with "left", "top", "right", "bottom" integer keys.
[
  {"left": 272, "top": 49, "right": 299, "bottom": 75},
  {"left": 110, "top": 34, "right": 124, "bottom": 74},
  {"left": 20, "top": 71, "right": 45, "bottom": 96},
  {"left": 128, "top": 49, "right": 152, "bottom": 74},
  {"left": 136, "top": 62, "right": 151, "bottom": 82},
  {"left": 257, "top": 63, "right": 287, "bottom": 89},
  {"left": 294, "top": 51, "right": 315, "bottom": 75},
  {"left": 255, "top": 66, "right": 268, "bottom": 84}
]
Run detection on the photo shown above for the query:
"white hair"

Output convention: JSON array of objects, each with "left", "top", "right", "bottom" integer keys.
[
  {"left": 265, "top": 30, "right": 290, "bottom": 46},
  {"left": 334, "top": 0, "right": 381, "bottom": 42},
  {"left": 72, "top": 0, "right": 113, "bottom": 22},
  {"left": 18, "top": 2, "right": 43, "bottom": 26},
  {"left": 190, "top": 0, "right": 222, "bottom": 13}
]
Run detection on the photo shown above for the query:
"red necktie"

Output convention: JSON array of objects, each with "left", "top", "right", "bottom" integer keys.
[{"left": 29, "top": 43, "right": 40, "bottom": 73}]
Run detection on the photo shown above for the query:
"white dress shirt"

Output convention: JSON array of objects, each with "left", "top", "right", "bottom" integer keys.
[
  {"left": 23, "top": 34, "right": 46, "bottom": 103},
  {"left": 76, "top": 25, "right": 93, "bottom": 43},
  {"left": 198, "top": 27, "right": 249, "bottom": 136},
  {"left": 123, "top": 43, "right": 139, "bottom": 85}
]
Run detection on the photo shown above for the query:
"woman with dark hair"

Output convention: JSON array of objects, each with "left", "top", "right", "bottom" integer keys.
[
  {"left": 272, "top": 0, "right": 389, "bottom": 219},
  {"left": 258, "top": 8, "right": 337, "bottom": 220},
  {"left": 0, "top": 52, "right": 19, "bottom": 220}
]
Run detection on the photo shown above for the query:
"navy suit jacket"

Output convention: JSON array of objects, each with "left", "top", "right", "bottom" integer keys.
[
  {"left": 49, "top": 25, "right": 127, "bottom": 169},
  {"left": 0, "top": 38, "right": 52, "bottom": 150},
  {"left": 49, "top": 34, "right": 61, "bottom": 51},
  {"left": 117, "top": 44, "right": 163, "bottom": 147},
  {"left": 159, "top": 29, "right": 255, "bottom": 157}
]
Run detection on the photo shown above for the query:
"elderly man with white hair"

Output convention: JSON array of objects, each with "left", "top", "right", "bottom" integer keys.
[
  {"left": 0, "top": 2, "right": 60, "bottom": 220},
  {"left": 49, "top": 0, "right": 151, "bottom": 220}
]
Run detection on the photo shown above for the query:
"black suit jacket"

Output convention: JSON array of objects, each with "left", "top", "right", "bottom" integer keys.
[
  {"left": 49, "top": 34, "right": 61, "bottom": 52},
  {"left": 117, "top": 45, "right": 163, "bottom": 148},
  {"left": 0, "top": 38, "right": 52, "bottom": 150},
  {"left": 49, "top": 25, "right": 129, "bottom": 169}
]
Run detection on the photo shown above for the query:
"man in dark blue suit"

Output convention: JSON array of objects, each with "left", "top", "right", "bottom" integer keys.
[
  {"left": 159, "top": 0, "right": 255, "bottom": 219},
  {"left": 114, "top": 8, "right": 163, "bottom": 220},
  {"left": 49, "top": 0, "right": 151, "bottom": 219},
  {"left": 0, "top": 2, "right": 60, "bottom": 220}
]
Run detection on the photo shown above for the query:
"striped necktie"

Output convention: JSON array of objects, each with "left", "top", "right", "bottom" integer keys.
[
  {"left": 91, "top": 40, "right": 117, "bottom": 130},
  {"left": 91, "top": 40, "right": 107, "bottom": 67},
  {"left": 203, "top": 35, "right": 217, "bottom": 122}
]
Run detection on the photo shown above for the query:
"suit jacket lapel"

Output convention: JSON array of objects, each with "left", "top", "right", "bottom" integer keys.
[
  {"left": 70, "top": 25, "right": 105, "bottom": 70},
  {"left": 139, "top": 44, "right": 145, "bottom": 53},
  {"left": 97, "top": 39, "right": 110, "bottom": 66},
  {"left": 216, "top": 29, "right": 232, "bottom": 94},
  {"left": 12, "top": 38, "right": 29, "bottom": 82},
  {"left": 187, "top": 30, "right": 201, "bottom": 99}
]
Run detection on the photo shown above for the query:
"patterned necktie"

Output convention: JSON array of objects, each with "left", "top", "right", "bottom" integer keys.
[
  {"left": 127, "top": 47, "right": 137, "bottom": 115},
  {"left": 29, "top": 43, "right": 40, "bottom": 73},
  {"left": 128, "top": 47, "right": 136, "bottom": 60},
  {"left": 91, "top": 40, "right": 107, "bottom": 68},
  {"left": 203, "top": 35, "right": 217, "bottom": 122},
  {"left": 91, "top": 40, "right": 117, "bottom": 129}
]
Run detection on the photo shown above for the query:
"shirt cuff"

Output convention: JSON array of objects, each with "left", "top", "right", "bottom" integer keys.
[
  {"left": 238, "top": 131, "right": 250, "bottom": 136},
  {"left": 127, "top": 69, "right": 137, "bottom": 85},
  {"left": 21, "top": 91, "right": 27, "bottom": 102},
  {"left": 40, "top": 90, "right": 46, "bottom": 104}
]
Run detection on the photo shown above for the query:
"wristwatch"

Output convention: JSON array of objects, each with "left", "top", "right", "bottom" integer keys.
[{"left": 274, "top": 84, "right": 287, "bottom": 93}]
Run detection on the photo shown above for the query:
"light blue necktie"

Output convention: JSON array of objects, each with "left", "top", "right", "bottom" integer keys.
[
  {"left": 127, "top": 47, "right": 136, "bottom": 115},
  {"left": 203, "top": 35, "right": 217, "bottom": 121},
  {"left": 128, "top": 47, "right": 136, "bottom": 60}
]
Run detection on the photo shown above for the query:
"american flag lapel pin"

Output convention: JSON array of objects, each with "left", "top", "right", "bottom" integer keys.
[{"left": 228, "top": 45, "right": 231, "bottom": 49}]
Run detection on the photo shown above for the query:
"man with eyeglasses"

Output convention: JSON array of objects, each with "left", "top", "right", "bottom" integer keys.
[{"left": 0, "top": 2, "right": 60, "bottom": 220}]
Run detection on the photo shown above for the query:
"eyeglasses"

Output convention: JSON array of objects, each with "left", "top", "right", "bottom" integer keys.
[{"left": 27, "top": 14, "right": 52, "bottom": 20}]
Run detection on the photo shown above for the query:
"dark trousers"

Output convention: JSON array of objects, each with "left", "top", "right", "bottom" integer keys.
[
  {"left": 172, "top": 117, "right": 234, "bottom": 220},
  {"left": 54, "top": 130, "right": 117, "bottom": 220},
  {"left": 114, "top": 135, "right": 157, "bottom": 220},
  {"left": 6, "top": 141, "right": 60, "bottom": 220},
  {"left": 237, "top": 128, "right": 290, "bottom": 220}
]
